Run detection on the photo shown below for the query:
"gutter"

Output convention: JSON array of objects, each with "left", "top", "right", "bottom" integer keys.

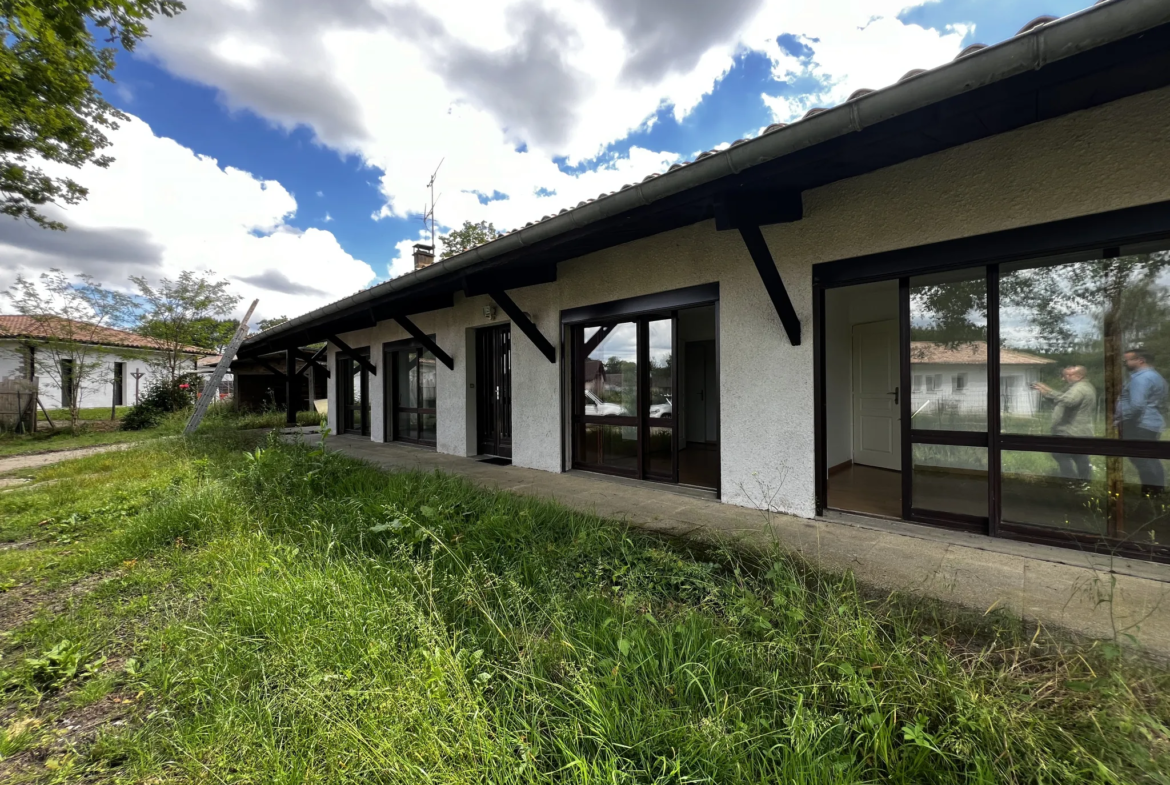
[{"left": 243, "top": 0, "right": 1170, "bottom": 351}]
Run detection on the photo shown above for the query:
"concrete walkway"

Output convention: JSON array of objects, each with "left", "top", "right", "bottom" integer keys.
[{"left": 325, "top": 435, "right": 1170, "bottom": 654}]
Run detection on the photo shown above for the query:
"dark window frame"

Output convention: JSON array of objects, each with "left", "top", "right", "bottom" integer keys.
[
  {"left": 814, "top": 199, "right": 1170, "bottom": 563},
  {"left": 383, "top": 336, "right": 438, "bottom": 448},
  {"left": 337, "top": 346, "right": 371, "bottom": 437}
]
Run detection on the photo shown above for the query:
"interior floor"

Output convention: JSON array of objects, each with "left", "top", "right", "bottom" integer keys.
[
  {"left": 678, "top": 442, "right": 718, "bottom": 489},
  {"left": 827, "top": 464, "right": 901, "bottom": 518}
]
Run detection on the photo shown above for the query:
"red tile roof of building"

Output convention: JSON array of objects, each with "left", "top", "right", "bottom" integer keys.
[
  {"left": 911, "top": 341, "right": 1052, "bottom": 365},
  {"left": 0, "top": 315, "right": 209, "bottom": 354}
]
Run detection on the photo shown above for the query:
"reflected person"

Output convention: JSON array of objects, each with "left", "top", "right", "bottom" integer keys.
[
  {"left": 1116, "top": 348, "right": 1169, "bottom": 495},
  {"left": 1032, "top": 365, "right": 1095, "bottom": 483}
]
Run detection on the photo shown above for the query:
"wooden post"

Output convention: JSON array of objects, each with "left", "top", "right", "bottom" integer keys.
[{"left": 285, "top": 349, "right": 297, "bottom": 426}]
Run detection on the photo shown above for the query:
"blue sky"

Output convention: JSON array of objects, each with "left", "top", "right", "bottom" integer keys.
[{"left": 0, "top": 0, "right": 1092, "bottom": 321}]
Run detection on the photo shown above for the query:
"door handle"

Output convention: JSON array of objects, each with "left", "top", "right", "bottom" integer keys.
[{"left": 888, "top": 387, "right": 899, "bottom": 404}]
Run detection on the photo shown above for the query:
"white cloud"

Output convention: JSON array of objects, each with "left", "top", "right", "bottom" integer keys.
[
  {"left": 0, "top": 117, "right": 377, "bottom": 324},
  {"left": 130, "top": 0, "right": 974, "bottom": 272}
]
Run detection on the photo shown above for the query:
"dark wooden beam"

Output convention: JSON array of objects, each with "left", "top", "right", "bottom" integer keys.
[
  {"left": 737, "top": 224, "right": 801, "bottom": 346},
  {"left": 328, "top": 335, "right": 377, "bottom": 376},
  {"left": 292, "top": 346, "right": 330, "bottom": 378},
  {"left": 285, "top": 350, "right": 297, "bottom": 425},
  {"left": 392, "top": 316, "right": 454, "bottom": 370},
  {"left": 254, "top": 358, "right": 287, "bottom": 379},
  {"left": 490, "top": 290, "right": 556, "bottom": 363},
  {"left": 714, "top": 191, "right": 802, "bottom": 231}
]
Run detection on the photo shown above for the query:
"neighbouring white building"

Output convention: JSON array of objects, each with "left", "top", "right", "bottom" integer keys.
[
  {"left": 0, "top": 315, "right": 206, "bottom": 410},
  {"left": 238, "top": 3, "right": 1170, "bottom": 564}
]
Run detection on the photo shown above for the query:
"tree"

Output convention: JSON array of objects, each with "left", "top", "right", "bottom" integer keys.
[
  {"left": 1, "top": 0, "right": 185, "bottom": 230},
  {"left": 138, "top": 317, "right": 239, "bottom": 354},
  {"left": 440, "top": 220, "right": 502, "bottom": 259},
  {"left": 131, "top": 271, "right": 240, "bottom": 383},
  {"left": 3, "top": 268, "right": 136, "bottom": 429},
  {"left": 256, "top": 315, "right": 289, "bottom": 333}
]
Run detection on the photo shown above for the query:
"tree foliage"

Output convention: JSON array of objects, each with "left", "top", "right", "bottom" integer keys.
[
  {"left": 3, "top": 268, "right": 137, "bottom": 428},
  {"left": 256, "top": 315, "right": 289, "bottom": 333},
  {"left": 131, "top": 271, "right": 240, "bottom": 382},
  {"left": 440, "top": 220, "right": 502, "bottom": 259},
  {"left": 0, "top": 0, "right": 185, "bottom": 230}
]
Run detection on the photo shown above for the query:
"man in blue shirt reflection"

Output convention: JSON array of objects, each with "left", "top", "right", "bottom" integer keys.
[{"left": 1116, "top": 348, "right": 1168, "bottom": 495}]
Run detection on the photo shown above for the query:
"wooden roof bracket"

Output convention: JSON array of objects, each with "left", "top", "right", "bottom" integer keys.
[
  {"left": 714, "top": 191, "right": 803, "bottom": 347},
  {"left": 328, "top": 335, "right": 377, "bottom": 376},
  {"left": 392, "top": 315, "right": 455, "bottom": 370},
  {"left": 490, "top": 290, "right": 556, "bottom": 363}
]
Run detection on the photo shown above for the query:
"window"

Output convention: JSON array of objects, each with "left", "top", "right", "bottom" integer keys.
[
  {"left": 23, "top": 345, "right": 35, "bottom": 380},
  {"left": 953, "top": 373, "right": 968, "bottom": 392},
  {"left": 913, "top": 374, "right": 922, "bottom": 392},
  {"left": 387, "top": 346, "right": 437, "bottom": 446},
  {"left": 113, "top": 362, "right": 125, "bottom": 407},
  {"left": 60, "top": 359, "right": 74, "bottom": 409}
]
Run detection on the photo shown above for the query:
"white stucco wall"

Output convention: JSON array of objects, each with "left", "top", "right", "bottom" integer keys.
[
  {"left": 0, "top": 340, "right": 179, "bottom": 410},
  {"left": 329, "top": 85, "right": 1170, "bottom": 519}
]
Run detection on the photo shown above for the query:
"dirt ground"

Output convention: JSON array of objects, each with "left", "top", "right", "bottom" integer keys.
[{"left": 0, "top": 443, "right": 134, "bottom": 476}]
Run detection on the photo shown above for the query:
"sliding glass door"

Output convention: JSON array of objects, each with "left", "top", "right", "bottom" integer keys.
[
  {"left": 890, "top": 242, "right": 1170, "bottom": 559},
  {"left": 386, "top": 346, "right": 437, "bottom": 446},
  {"left": 572, "top": 315, "right": 678, "bottom": 482},
  {"left": 338, "top": 349, "right": 370, "bottom": 436}
]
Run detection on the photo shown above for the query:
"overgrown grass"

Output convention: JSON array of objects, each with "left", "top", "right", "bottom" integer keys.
[
  {"left": 0, "top": 433, "right": 1167, "bottom": 783},
  {"left": 37, "top": 406, "right": 131, "bottom": 422},
  {"left": 0, "top": 425, "right": 155, "bottom": 458}
]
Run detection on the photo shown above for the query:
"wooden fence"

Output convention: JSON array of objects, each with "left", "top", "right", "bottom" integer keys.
[{"left": 0, "top": 377, "right": 38, "bottom": 433}]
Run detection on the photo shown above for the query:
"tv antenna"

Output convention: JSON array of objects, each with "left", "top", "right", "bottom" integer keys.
[{"left": 421, "top": 158, "right": 444, "bottom": 248}]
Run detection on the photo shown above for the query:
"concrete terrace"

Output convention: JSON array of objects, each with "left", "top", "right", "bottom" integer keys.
[{"left": 322, "top": 433, "right": 1170, "bottom": 655}]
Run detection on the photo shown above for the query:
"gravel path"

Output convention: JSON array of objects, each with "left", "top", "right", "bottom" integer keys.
[{"left": 0, "top": 442, "right": 136, "bottom": 475}]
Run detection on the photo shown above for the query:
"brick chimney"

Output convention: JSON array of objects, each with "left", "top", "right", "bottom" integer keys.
[{"left": 412, "top": 243, "right": 435, "bottom": 271}]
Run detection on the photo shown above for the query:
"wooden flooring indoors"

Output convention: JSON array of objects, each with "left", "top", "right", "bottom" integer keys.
[{"left": 827, "top": 463, "right": 902, "bottom": 518}]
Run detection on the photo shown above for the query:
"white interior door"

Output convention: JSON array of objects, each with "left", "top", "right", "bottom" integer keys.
[{"left": 852, "top": 319, "right": 901, "bottom": 471}]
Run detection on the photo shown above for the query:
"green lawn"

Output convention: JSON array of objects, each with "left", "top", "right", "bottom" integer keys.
[
  {"left": 0, "top": 433, "right": 1166, "bottom": 783},
  {"left": 36, "top": 406, "right": 132, "bottom": 423},
  {"left": 0, "top": 427, "right": 155, "bottom": 459}
]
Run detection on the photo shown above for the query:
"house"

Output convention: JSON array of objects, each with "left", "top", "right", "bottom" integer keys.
[
  {"left": 908, "top": 342, "right": 1053, "bottom": 424},
  {"left": 239, "top": 2, "right": 1170, "bottom": 562},
  {"left": 0, "top": 315, "right": 205, "bottom": 410}
]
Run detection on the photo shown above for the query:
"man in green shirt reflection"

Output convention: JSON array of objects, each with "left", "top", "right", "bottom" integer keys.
[{"left": 1032, "top": 365, "right": 1096, "bottom": 483}]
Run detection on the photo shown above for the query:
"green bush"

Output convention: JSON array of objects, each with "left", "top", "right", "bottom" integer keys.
[{"left": 120, "top": 374, "right": 198, "bottom": 431}]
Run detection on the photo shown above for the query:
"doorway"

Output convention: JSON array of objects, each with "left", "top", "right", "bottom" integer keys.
[
  {"left": 824, "top": 281, "right": 901, "bottom": 517},
  {"left": 385, "top": 344, "right": 437, "bottom": 446},
  {"left": 570, "top": 303, "right": 718, "bottom": 490},
  {"left": 476, "top": 324, "right": 512, "bottom": 459},
  {"left": 338, "top": 349, "right": 370, "bottom": 436}
]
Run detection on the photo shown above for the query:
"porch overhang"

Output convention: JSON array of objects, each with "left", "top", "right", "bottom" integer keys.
[{"left": 239, "top": 2, "right": 1170, "bottom": 358}]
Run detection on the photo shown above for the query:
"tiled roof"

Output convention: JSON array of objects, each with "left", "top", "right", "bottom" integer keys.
[
  {"left": 0, "top": 315, "right": 210, "bottom": 354},
  {"left": 911, "top": 341, "right": 1052, "bottom": 365}
]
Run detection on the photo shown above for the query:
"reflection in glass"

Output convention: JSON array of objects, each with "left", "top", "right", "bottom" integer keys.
[
  {"left": 580, "top": 423, "right": 638, "bottom": 471},
  {"left": 1002, "top": 451, "right": 1168, "bottom": 546},
  {"left": 583, "top": 322, "right": 637, "bottom": 416},
  {"left": 912, "top": 444, "right": 987, "bottom": 517},
  {"left": 647, "top": 319, "right": 673, "bottom": 420},
  {"left": 1000, "top": 250, "right": 1170, "bottom": 441},
  {"left": 420, "top": 352, "right": 437, "bottom": 409},
  {"left": 909, "top": 270, "right": 988, "bottom": 431},
  {"left": 390, "top": 348, "right": 437, "bottom": 445}
]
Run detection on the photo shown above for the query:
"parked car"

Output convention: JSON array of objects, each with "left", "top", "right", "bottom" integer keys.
[
  {"left": 649, "top": 397, "right": 672, "bottom": 418},
  {"left": 584, "top": 389, "right": 627, "bottom": 416}
]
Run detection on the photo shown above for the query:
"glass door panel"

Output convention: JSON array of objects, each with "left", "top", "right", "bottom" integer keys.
[
  {"left": 387, "top": 347, "right": 437, "bottom": 446},
  {"left": 582, "top": 322, "right": 637, "bottom": 418},
  {"left": 909, "top": 269, "right": 988, "bottom": 432},
  {"left": 645, "top": 318, "right": 675, "bottom": 481},
  {"left": 907, "top": 269, "right": 988, "bottom": 526}
]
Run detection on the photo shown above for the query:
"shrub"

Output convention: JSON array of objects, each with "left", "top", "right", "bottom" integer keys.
[{"left": 121, "top": 374, "right": 198, "bottom": 431}]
